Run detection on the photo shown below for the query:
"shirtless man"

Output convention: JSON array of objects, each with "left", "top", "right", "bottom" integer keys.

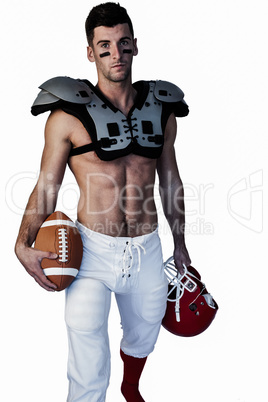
[{"left": 15, "top": 3, "right": 191, "bottom": 401}]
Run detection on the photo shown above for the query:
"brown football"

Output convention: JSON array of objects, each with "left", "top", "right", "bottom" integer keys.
[{"left": 34, "top": 211, "right": 83, "bottom": 291}]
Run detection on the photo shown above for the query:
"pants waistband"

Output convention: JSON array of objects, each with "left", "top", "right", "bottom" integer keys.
[{"left": 75, "top": 220, "right": 158, "bottom": 247}]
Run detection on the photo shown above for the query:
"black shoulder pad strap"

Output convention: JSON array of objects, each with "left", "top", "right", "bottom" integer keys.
[
  {"left": 31, "top": 76, "right": 93, "bottom": 116},
  {"left": 69, "top": 137, "right": 115, "bottom": 157}
]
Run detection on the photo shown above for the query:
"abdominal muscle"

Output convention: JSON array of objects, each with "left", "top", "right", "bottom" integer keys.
[{"left": 69, "top": 152, "right": 158, "bottom": 237}]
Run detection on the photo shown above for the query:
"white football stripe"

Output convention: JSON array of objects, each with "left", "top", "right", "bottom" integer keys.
[
  {"left": 43, "top": 268, "right": 79, "bottom": 277},
  {"left": 41, "top": 219, "right": 76, "bottom": 228}
]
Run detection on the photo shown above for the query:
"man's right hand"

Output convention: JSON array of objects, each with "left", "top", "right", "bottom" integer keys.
[{"left": 15, "top": 245, "right": 58, "bottom": 291}]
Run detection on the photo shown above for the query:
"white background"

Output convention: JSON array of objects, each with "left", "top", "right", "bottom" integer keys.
[{"left": 1, "top": 0, "right": 267, "bottom": 401}]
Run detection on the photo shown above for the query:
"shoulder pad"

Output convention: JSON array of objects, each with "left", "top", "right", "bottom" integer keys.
[
  {"left": 38, "top": 76, "right": 92, "bottom": 104},
  {"left": 31, "top": 76, "right": 93, "bottom": 115},
  {"left": 154, "top": 80, "right": 184, "bottom": 103}
]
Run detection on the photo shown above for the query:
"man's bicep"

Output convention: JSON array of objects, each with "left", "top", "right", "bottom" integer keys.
[
  {"left": 40, "top": 110, "right": 72, "bottom": 186},
  {"left": 157, "top": 113, "right": 181, "bottom": 188}
]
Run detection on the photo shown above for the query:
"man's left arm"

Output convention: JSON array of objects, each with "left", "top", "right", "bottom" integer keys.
[{"left": 157, "top": 113, "right": 191, "bottom": 273}]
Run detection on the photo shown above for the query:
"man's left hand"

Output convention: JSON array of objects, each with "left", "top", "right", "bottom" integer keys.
[{"left": 173, "top": 241, "right": 191, "bottom": 275}]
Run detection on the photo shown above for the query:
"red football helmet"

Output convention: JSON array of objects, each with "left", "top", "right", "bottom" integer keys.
[{"left": 162, "top": 257, "right": 218, "bottom": 337}]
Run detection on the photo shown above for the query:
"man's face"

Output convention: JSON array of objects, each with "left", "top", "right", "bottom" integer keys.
[{"left": 87, "top": 23, "right": 138, "bottom": 83}]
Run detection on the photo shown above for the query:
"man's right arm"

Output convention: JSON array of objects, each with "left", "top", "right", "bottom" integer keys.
[{"left": 15, "top": 110, "right": 72, "bottom": 291}]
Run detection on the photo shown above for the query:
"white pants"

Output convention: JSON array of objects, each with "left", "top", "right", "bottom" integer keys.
[{"left": 65, "top": 222, "right": 168, "bottom": 402}]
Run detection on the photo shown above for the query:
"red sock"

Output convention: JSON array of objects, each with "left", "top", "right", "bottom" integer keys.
[{"left": 120, "top": 349, "right": 147, "bottom": 402}]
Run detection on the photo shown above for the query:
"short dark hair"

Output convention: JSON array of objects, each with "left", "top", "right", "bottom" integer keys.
[{"left": 85, "top": 2, "right": 134, "bottom": 46}]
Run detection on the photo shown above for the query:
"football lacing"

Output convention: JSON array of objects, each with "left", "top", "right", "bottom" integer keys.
[{"left": 58, "top": 228, "right": 68, "bottom": 262}]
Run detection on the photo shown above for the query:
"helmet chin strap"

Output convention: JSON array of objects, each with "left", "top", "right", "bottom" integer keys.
[
  {"left": 175, "top": 287, "right": 181, "bottom": 322},
  {"left": 175, "top": 263, "right": 187, "bottom": 322},
  {"left": 165, "top": 260, "right": 198, "bottom": 323}
]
